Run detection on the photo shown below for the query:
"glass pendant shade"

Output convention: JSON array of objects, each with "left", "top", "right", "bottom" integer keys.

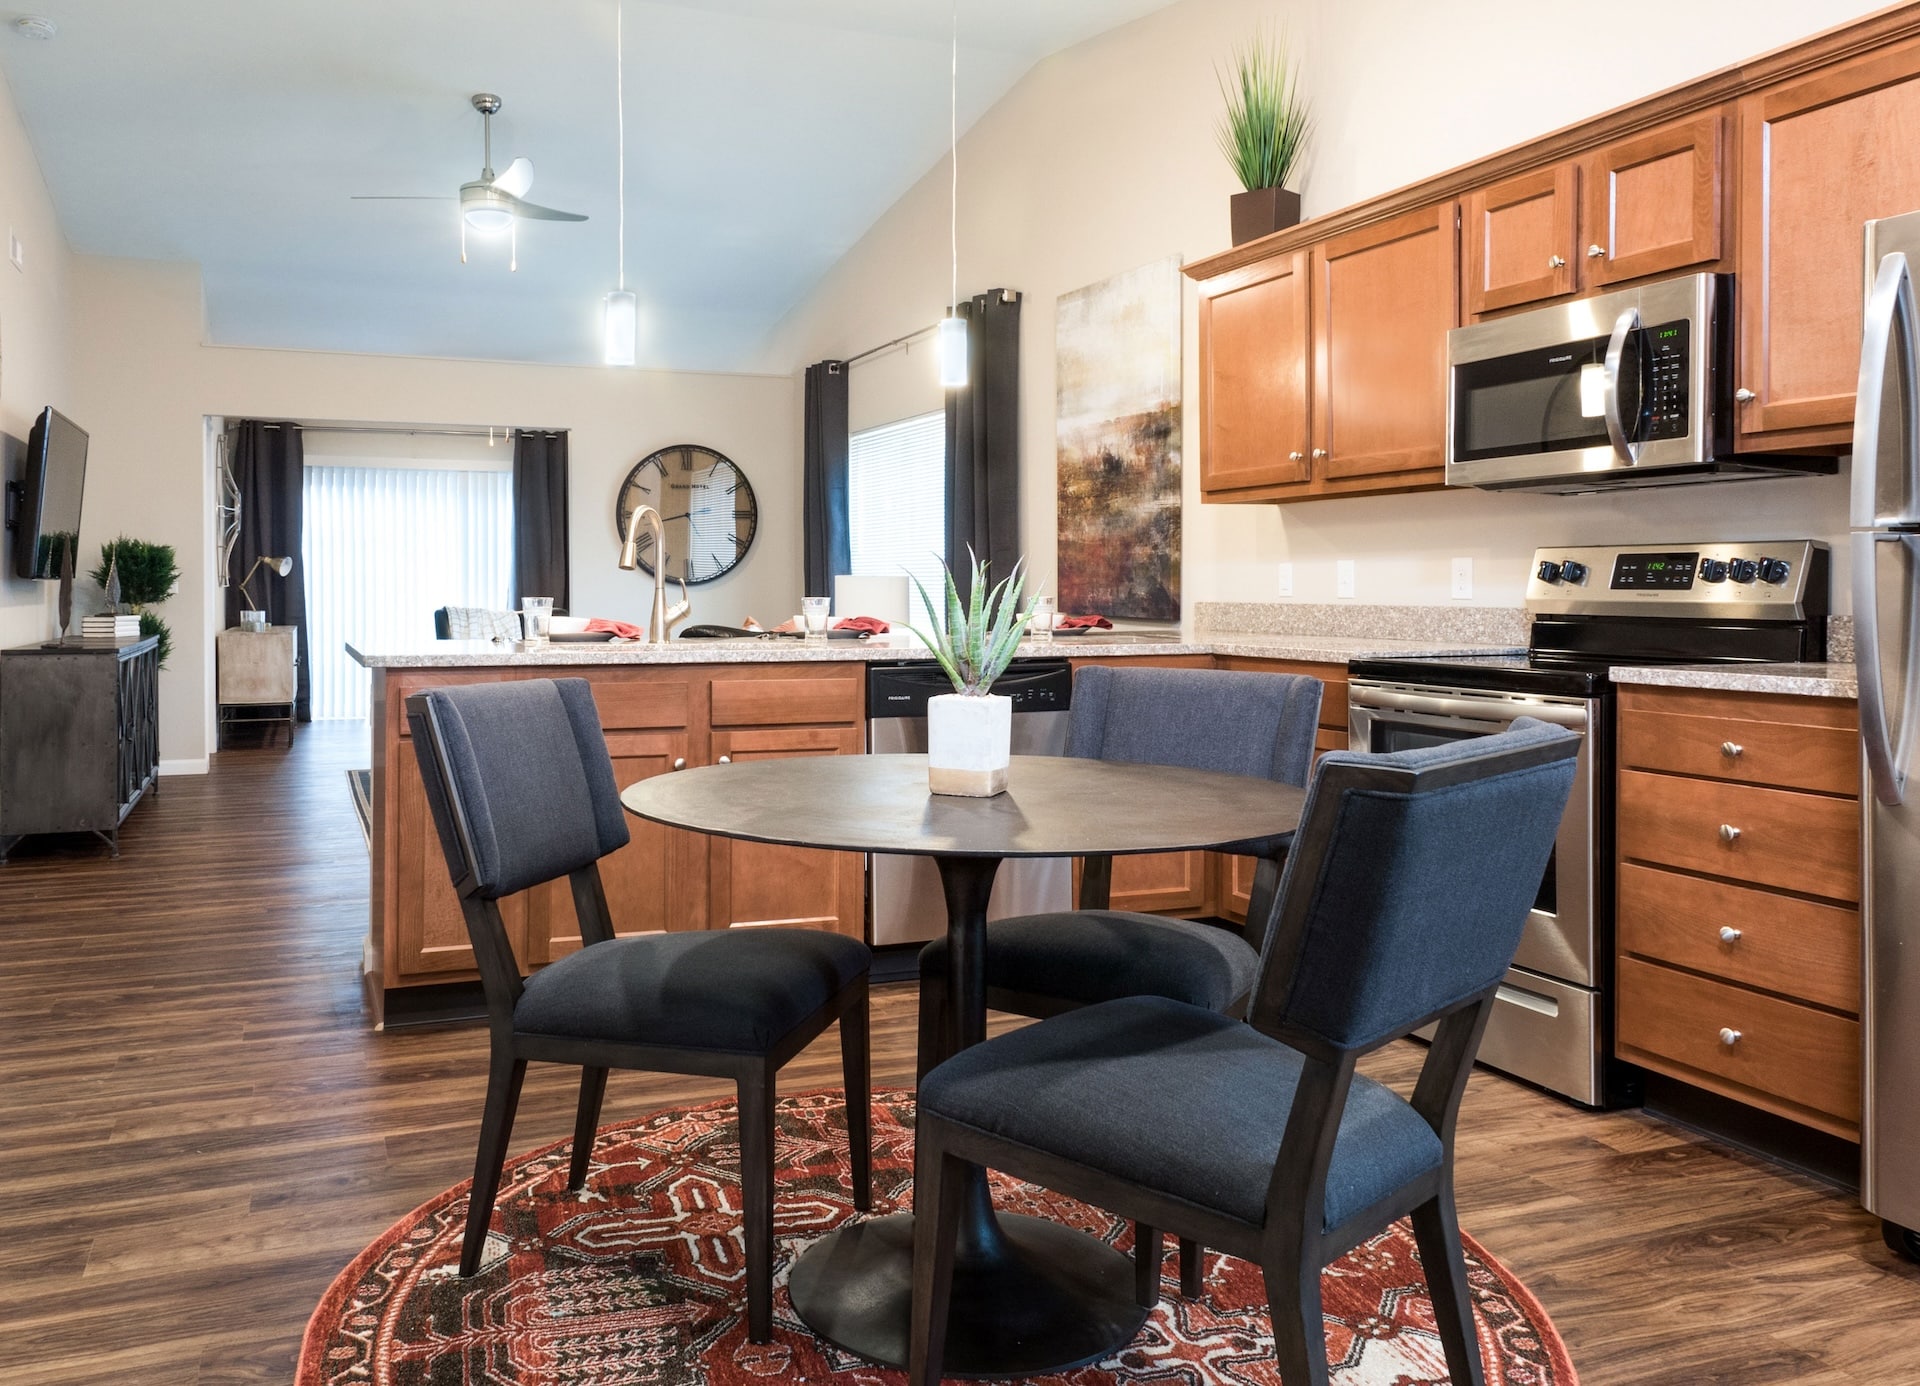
[
  {"left": 604, "top": 289, "right": 638, "bottom": 367},
  {"left": 938, "top": 314, "right": 969, "bottom": 389}
]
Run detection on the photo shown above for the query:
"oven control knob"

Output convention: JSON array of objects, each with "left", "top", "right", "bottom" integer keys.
[
  {"left": 1757, "top": 556, "right": 1791, "bottom": 585},
  {"left": 1536, "top": 560, "right": 1563, "bottom": 583},
  {"left": 1700, "top": 558, "right": 1730, "bottom": 583},
  {"left": 1728, "top": 558, "right": 1759, "bottom": 583},
  {"left": 1559, "top": 559, "right": 1589, "bottom": 584}
]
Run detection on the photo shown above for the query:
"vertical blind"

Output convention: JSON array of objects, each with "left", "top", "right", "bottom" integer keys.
[
  {"left": 303, "top": 465, "right": 514, "bottom": 721},
  {"left": 848, "top": 411, "right": 947, "bottom": 598}
]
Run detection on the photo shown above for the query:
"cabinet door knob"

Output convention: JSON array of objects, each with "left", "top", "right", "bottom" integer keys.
[
  {"left": 1289, "top": 450, "right": 1305, "bottom": 462},
  {"left": 1719, "top": 823, "right": 1741, "bottom": 843},
  {"left": 672, "top": 757, "right": 686, "bottom": 771},
  {"left": 1719, "top": 1027, "right": 1743, "bottom": 1046},
  {"left": 1312, "top": 448, "right": 1329, "bottom": 460},
  {"left": 1721, "top": 740, "right": 1744, "bottom": 758},
  {"left": 1587, "top": 243, "right": 1606, "bottom": 258},
  {"left": 717, "top": 755, "right": 732, "bottom": 765},
  {"left": 1549, "top": 254, "right": 1567, "bottom": 269},
  {"left": 1719, "top": 926, "right": 1743, "bottom": 943},
  {"left": 1735, "top": 388, "right": 1756, "bottom": 403}
]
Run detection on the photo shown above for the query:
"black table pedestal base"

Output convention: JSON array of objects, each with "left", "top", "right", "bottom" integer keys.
[{"left": 786, "top": 1210, "right": 1149, "bottom": 1376}]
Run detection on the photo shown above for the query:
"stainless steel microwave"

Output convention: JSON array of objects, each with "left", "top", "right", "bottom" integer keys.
[{"left": 1445, "top": 272, "right": 1832, "bottom": 492}]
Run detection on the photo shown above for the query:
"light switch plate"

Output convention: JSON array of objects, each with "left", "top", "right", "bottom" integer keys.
[
  {"left": 1451, "top": 556, "right": 1473, "bottom": 600},
  {"left": 1336, "top": 559, "right": 1356, "bottom": 600},
  {"left": 1277, "top": 562, "right": 1293, "bottom": 598}
]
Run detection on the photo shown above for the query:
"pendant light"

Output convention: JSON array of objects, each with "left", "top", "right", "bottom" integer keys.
[
  {"left": 603, "top": 1, "right": 638, "bottom": 367},
  {"left": 937, "top": 5, "right": 968, "bottom": 390}
]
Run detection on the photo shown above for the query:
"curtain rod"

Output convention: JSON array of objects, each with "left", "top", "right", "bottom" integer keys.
[
  {"left": 843, "top": 287, "right": 1020, "bottom": 369},
  {"left": 224, "top": 421, "right": 564, "bottom": 438}
]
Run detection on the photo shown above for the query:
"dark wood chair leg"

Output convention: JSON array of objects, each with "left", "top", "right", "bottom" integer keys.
[
  {"left": 1411, "top": 1191, "right": 1487, "bottom": 1386},
  {"left": 1134, "top": 1223, "right": 1164, "bottom": 1307},
  {"left": 915, "top": 968, "right": 949, "bottom": 1083},
  {"left": 737, "top": 1066, "right": 777, "bottom": 1343},
  {"left": 908, "top": 1140, "right": 966, "bottom": 1386},
  {"left": 840, "top": 985, "right": 872, "bottom": 1212},
  {"left": 460, "top": 1051, "right": 527, "bottom": 1277},
  {"left": 567, "top": 1066, "right": 609, "bottom": 1191},
  {"left": 1262, "top": 1250, "right": 1331, "bottom": 1386},
  {"left": 1179, "top": 1235, "right": 1205, "bottom": 1298}
]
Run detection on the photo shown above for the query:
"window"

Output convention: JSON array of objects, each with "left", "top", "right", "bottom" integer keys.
[
  {"left": 302, "top": 464, "right": 514, "bottom": 720},
  {"left": 848, "top": 411, "right": 946, "bottom": 600}
]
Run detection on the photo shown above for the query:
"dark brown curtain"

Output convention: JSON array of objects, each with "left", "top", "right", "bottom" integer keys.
[
  {"left": 802, "top": 361, "right": 850, "bottom": 597},
  {"left": 945, "top": 289, "right": 1022, "bottom": 600},
  {"left": 511, "top": 429, "right": 570, "bottom": 613},
  {"left": 224, "top": 420, "right": 311, "bottom": 721}
]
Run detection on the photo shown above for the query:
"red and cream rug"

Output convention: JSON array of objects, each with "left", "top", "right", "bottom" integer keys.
[{"left": 300, "top": 1090, "right": 1577, "bottom": 1385}]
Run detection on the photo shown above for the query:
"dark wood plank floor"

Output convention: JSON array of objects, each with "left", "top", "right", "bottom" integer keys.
[{"left": 3, "top": 721, "right": 1916, "bottom": 1384}]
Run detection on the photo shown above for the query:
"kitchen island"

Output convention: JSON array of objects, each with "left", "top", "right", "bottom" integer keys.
[{"left": 348, "top": 629, "right": 1521, "bottom": 1025}]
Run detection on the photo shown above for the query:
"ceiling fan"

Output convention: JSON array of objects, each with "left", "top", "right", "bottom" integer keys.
[{"left": 353, "top": 93, "right": 587, "bottom": 259}]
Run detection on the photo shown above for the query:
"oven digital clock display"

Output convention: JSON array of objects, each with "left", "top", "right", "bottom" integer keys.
[{"left": 1610, "top": 551, "right": 1699, "bottom": 590}]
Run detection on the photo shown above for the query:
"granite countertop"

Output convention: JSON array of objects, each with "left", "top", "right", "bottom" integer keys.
[
  {"left": 1610, "top": 662, "right": 1860, "bottom": 700},
  {"left": 346, "top": 630, "right": 1526, "bottom": 670}
]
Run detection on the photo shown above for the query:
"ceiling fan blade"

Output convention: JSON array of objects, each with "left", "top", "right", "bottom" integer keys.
[
  {"left": 350, "top": 195, "right": 455, "bottom": 201},
  {"left": 492, "top": 157, "right": 534, "bottom": 199},
  {"left": 506, "top": 197, "right": 588, "bottom": 223}
]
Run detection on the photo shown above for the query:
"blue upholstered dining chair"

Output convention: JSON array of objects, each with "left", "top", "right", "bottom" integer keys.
[
  {"left": 407, "top": 677, "right": 872, "bottom": 1343},
  {"left": 907, "top": 718, "right": 1580, "bottom": 1386},
  {"left": 915, "top": 663, "right": 1322, "bottom": 1295}
]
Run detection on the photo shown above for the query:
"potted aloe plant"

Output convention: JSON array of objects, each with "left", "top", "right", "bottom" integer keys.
[
  {"left": 1217, "top": 29, "right": 1313, "bottom": 245},
  {"left": 907, "top": 550, "right": 1031, "bottom": 797}
]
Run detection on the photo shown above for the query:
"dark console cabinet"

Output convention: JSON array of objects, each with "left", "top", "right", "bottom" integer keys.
[{"left": 0, "top": 637, "right": 160, "bottom": 861}]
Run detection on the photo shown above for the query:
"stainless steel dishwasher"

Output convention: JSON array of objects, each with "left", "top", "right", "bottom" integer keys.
[{"left": 866, "top": 658, "right": 1074, "bottom": 946}]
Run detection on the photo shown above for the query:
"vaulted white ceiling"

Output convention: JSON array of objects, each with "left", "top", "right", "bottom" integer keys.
[{"left": 0, "top": 0, "right": 1174, "bottom": 369}]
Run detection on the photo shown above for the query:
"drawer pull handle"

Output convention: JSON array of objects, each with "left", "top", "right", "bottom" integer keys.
[
  {"left": 1719, "top": 926, "right": 1743, "bottom": 943},
  {"left": 672, "top": 757, "right": 686, "bottom": 771},
  {"left": 1721, "top": 741, "right": 1744, "bottom": 758},
  {"left": 1289, "top": 450, "right": 1305, "bottom": 462},
  {"left": 1719, "top": 1027, "right": 1742, "bottom": 1046},
  {"left": 1549, "top": 254, "right": 1567, "bottom": 268},
  {"left": 1587, "top": 243, "right": 1607, "bottom": 259},
  {"left": 1719, "top": 824, "right": 1741, "bottom": 843},
  {"left": 717, "top": 755, "right": 732, "bottom": 765}
]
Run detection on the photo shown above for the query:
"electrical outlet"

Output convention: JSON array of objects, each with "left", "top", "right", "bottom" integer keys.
[
  {"left": 1336, "top": 559, "right": 1356, "bottom": 600},
  {"left": 1451, "top": 556, "right": 1473, "bottom": 600},
  {"left": 8, "top": 231, "right": 21, "bottom": 272},
  {"left": 1277, "top": 562, "right": 1293, "bottom": 598}
]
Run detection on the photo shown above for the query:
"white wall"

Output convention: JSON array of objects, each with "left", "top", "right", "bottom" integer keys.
[
  {"left": 764, "top": 0, "right": 1887, "bottom": 618},
  {"left": 0, "top": 59, "right": 70, "bottom": 650},
  {"left": 69, "top": 255, "right": 799, "bottom": 768}
]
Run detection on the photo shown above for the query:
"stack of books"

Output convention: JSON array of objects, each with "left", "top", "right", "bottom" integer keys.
[{"left": 80, "top": 614, "right": 141, "bottom": 641}]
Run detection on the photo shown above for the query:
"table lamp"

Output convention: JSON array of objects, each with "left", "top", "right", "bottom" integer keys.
[{"left": 238, "top": 554, "right": 293, "bottom": 629}]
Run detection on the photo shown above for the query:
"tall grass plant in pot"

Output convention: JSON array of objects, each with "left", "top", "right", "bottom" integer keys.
[
  {"left": 906, "top": 551, "right": 1031, "bottom": 797},
  {"left": 1217, "top": 29, "right": 1312, "bottom": 246}
]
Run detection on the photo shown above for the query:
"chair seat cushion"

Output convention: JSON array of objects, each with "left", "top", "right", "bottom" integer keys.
[
  {"left": 515, "top": 929, "right": 869, "bottom": 1053},
  {"left": 919, "top": 911, "right": 1259, "bottom": 1012},
  {"left": 919, "top": 995, "right": 1444, "bottom": 1232}
]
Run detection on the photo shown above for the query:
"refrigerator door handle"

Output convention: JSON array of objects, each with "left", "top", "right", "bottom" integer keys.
[
  {"left": 1856, "top": 530, "right": 1920, "bottom": 806},
  {"left": 1854, "top": 250, "right": 1920, "bottom": 529}
]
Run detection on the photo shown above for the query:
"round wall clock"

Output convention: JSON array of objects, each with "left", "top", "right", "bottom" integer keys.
[{"left": 614, "top": 444, "right": 758, "bottom": 585}]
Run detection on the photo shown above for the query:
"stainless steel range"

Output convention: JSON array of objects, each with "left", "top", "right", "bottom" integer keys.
[{"left": 1348, "top": 541, "right": 1830, "bottom": 1106}]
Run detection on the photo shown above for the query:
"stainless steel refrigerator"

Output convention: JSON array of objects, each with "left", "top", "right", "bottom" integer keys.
[{"left": 1855, "top": 210, "right": 1920, "bottom": 1255}]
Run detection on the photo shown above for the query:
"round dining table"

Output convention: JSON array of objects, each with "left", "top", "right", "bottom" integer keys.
[{"left": 622, "top": 752, "right": 1307, "bottom": 1376}]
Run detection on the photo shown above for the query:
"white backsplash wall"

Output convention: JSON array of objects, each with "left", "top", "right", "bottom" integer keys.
[{"left": 763, "top": 0, "right": 1878, "bottom": 617}]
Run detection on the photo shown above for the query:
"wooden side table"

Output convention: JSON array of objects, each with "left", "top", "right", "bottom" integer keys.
[{"left": 216, "top": 625, "right": 297, "bottom": 745}]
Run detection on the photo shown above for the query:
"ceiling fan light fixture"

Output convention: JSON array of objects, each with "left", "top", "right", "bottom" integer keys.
[
  {"left": 604, "top": 290, "right": 638, "bottom": 367},
  {"left": 462, "top": 189, "right": 515, "bottom": 234}
]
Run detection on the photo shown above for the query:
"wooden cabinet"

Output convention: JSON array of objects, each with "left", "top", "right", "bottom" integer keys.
[
  {"left": 706, "top": 724, "right": 866, "bottom": 932},
  {"left": 1198, "top": 250, "right": 1311, "bottom": 493},
  {"left": 1738, "top": 41, "right": 1920, "bottom": 448},
  {"left": 1614, "top": 685, "right": 1862, "bottom": 1139},
  {"left": 1582, "top": 113, "right": 1724, "bottom": 288},
  {"left": 1465, "top": 165, "right": 1579, "bottom": 314}
]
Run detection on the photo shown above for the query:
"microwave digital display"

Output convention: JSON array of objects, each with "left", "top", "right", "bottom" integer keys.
[{"left": 1610, "top": 551, "right": 1699, "bottom": 590}]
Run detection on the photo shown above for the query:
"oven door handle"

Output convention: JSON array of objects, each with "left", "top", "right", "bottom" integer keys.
[
  {"left": 1349, "top": 686, "right": 1590, "bottom": 730},
  {"left": 1603, "top": 305, "right": 1644, "bottom": 465}
]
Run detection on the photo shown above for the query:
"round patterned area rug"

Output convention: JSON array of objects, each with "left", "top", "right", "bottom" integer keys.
[{"left": 300, "top": 1090, "right": 1577, "bottom": 1385}]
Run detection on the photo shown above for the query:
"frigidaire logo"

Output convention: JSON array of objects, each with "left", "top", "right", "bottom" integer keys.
[{"left": 1548, "top": 354, "right": 1573, "bottom": 364}]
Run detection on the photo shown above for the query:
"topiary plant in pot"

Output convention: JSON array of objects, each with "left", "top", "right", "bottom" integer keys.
[
  {"left": 1217, "top": 29, "right": 1313, "bottom": 246},
  {"left": 90, "top": 536, "right": 180, "bottom": 667},
  {"left": 905, "top": 549, "right": 1031, "bottom": 798}
]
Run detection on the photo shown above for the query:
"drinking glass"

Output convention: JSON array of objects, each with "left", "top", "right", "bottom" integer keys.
[
  {"left": 520, "top": 596, "right": 554, "bottom": 644},
  {"left": 802, "top": 596, "right": 833, "bottom": 641},
  {"left": 1029, "top": 595, "right": 1058, "bottom": 641}
]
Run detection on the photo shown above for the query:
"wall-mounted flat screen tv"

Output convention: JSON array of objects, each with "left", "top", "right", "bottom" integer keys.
[{"left": 13, "top": 407, "right": 88, "bottom": 580}]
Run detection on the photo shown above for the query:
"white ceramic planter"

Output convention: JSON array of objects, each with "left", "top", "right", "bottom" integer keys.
[{"left": 926, "top": 692, "right": 1012, "bottom": 797}]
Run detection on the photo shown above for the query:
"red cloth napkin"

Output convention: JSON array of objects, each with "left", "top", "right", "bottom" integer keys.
[
  {"left": 585, "top": 617, "right": 646, "bottom": 640},
  {"left": 834, "top": 615, "right": 890, "bottom": 634},
  {"left": 1057, "top": 614, "right": 1113, "bottom": 630}
]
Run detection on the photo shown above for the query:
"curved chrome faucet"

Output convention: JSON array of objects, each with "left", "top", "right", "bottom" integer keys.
[{"left": 617, "top": 505, "right": 691, "bottom": 645}]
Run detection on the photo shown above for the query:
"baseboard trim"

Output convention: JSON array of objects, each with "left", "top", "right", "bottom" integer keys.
[{"left": 158, "top": 757, "right": 210, "bottom": 776}]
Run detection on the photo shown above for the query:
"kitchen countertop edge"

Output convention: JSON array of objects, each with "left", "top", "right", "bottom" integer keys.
[{"left": 1610, "top": 662, "right": 1859, "bottom": 699}]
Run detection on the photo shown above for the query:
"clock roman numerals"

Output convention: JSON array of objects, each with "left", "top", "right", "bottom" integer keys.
[{"left": 614, "top": 445, "right": 758, "bottom": 586}]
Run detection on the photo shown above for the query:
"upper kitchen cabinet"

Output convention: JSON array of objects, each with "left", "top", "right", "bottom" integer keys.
[
  {"left": 1313, "top": 202, "right": 1460, "bottom": 487},
  {"left": 1582, "top": 111, "right": 1726, "bottom": 288},
  {"left": 1197, "top": 249, "right": 1312, "bottom": 494},
  {"left": 1464, "top": 166, "right": 1579, "bottom": 314},
  {"left": 1738, "top": 42, "right": 1920, "bottom": 449}
]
